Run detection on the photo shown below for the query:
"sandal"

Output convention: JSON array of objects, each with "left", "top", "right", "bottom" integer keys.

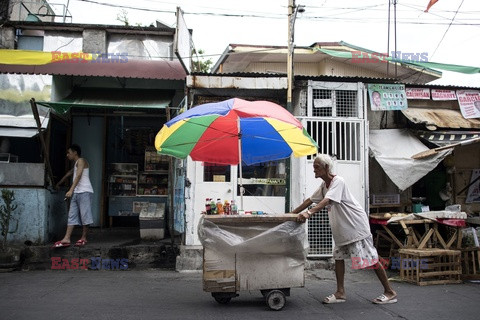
[
  {"left": 373, "top": 294, "right": 397, "bottom": 304},
  {"left": 74, "top": 239, "right": 87, "bottom": 247},
  {"left": 52, "top": 241, "right": 70, "bottom": 248},
  {"left": 323, "top": 294, "right": 346, "bottom": 304}
]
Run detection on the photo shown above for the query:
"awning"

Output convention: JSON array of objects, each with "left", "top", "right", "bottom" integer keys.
[
  {"left": 318, "top": 48, "right": 480, "bottom": 74},
  {"left": 402, "top": 108, "right": 480, "bottom": 131},
  {"left": 37, "top": 88, "right": 173, "bottom": 114},
  {"left": 0, "top": 50, "right": 187, "bottom": 80},
  {"left": 418, "top": 130, "right": 480, "bottom": 146},
  {"left": 369, "top": 129, "right": 452, "bottom": 191}
]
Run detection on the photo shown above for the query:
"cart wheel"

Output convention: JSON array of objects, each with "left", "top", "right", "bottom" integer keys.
[
  {"left": 211, "top": 292, "right": 232, "bottom": 304},
  {"left": 266, "top": 290, "right": 286, "bottom": 311}
]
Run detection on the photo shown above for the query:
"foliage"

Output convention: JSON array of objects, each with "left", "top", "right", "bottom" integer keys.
[
  {"left": 116, "top": 9, "right": 130, "bottom": 26},
  {"left": 192, "top": 49, "right": 213, "bottom": 73},
  {"left": 0, "top": 189, "right": 18, "bottom": 249}
]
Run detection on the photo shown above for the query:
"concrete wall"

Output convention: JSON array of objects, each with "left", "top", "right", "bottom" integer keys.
[{"left": 2, "top": 188, "right": 66, "bottom": 245}]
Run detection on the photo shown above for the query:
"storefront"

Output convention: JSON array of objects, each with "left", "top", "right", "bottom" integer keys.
[{"left": 39, "top": 86, "right": 186, "bottom": 236}]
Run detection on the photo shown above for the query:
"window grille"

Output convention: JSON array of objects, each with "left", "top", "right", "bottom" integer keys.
[{"left": 307, "top": 208, "right": 333, "bottom": 257}]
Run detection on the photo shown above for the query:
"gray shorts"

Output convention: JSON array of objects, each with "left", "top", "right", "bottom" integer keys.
[
  {"left": 333, "top": 235, "right": 379, "bottom": 268},
  {"left": 68, "top": 192, "right": 93, "bottom": 226}
]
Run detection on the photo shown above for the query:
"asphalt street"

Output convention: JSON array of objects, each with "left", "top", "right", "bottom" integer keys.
[{"left": 1, "top": 268, "right": 479, "bottom": 320}]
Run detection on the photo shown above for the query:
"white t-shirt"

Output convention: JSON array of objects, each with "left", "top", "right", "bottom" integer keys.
[{"left": 310, "top": 176, "right": 371, "bottom": 246}]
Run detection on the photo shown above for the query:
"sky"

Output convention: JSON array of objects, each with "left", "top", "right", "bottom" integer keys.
[{"left": 47, "top": 0, "right": 480, "bottom": 87}]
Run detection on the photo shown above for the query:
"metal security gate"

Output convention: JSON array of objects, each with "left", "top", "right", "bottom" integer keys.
[{"left": 299, "top": 81, "right": 368, "bottom": 258}]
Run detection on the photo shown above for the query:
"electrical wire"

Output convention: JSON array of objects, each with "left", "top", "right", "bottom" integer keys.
[{"left": 431, "top": 0, "right": 466, "bottom": 60}]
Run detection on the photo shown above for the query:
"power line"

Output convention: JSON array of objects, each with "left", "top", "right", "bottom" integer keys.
[
  {"left": 431, "top": 0, "right": 466, "bottom": 59},
  {"left": 73, "top": 0, "right": 480, "bottom": 23}
]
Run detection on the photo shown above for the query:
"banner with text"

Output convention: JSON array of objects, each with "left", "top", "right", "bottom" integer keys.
[
  {"left": 456, "top": 90, "right": 480, "bottom": 119},
  {"left": 406, "top": 88, "right": 430, "bottom": 100},
  {"left": 432, "top": 89, "right": 457, "bottom": 101},
  {"left": 368, "top": 84, "right": 408, "bottom": 111}
]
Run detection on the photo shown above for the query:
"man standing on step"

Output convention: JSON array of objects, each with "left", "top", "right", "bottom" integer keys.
[{"left": 53, "top": 144, "right": 94, "bottom": 248}]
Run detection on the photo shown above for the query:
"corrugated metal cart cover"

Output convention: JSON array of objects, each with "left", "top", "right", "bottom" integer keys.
[{"left": 198, "top": 214, "right": 308, "bottom": 292}]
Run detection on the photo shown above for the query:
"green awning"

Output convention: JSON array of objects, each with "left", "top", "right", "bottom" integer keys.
[
  {"left": 38, "top": 88, "right": 173, "bottom": 114},
  {"left": 317, "top": 48, "right": 480, "bottom": 74}
]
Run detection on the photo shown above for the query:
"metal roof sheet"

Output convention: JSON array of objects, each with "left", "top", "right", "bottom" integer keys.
[
  {"left": 402, "top": 108, "right": 480, "bottom": 130},
  {"left": 0, "top": 59, "right": 186, "bottom": 80}
]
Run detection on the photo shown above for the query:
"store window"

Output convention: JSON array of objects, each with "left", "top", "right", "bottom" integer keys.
[
  {"left": 203, "top": 163, "right": 231, "bottom": 182},
  {"left": 238, "top": 160, "right": 286, "bottom": 197}
]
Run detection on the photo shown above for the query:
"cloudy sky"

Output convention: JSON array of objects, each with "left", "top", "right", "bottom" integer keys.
[{"left": 49, "top": 0, "right": 480, "bottom": 86}]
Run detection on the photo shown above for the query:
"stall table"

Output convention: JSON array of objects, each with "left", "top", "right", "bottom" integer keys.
[{"left": 370, "top": 214, "right": 465, "bottom": 251}]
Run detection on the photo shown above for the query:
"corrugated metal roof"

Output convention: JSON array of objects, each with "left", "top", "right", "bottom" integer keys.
[
  {"left": 202, "top": 72, "right": 401, "bottom": 82},
  {"left": 0, "top": 59, "right": 186, "bottom": 80},
  {"left": 402, "top": 108, "right": 480, "bottom": 130}
]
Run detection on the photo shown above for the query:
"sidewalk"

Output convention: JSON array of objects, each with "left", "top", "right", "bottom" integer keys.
[{"left": 18, "top": 227, "right": 179, "bottom": 271}]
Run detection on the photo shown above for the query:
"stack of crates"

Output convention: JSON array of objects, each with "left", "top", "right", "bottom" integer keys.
[{"left": 398, "top": 248, "right": 462, "bottom": 286}]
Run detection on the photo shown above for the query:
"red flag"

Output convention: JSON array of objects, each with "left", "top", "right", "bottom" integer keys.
[{"left": 424, "top": 0, "right": 439, "bottom": 12}]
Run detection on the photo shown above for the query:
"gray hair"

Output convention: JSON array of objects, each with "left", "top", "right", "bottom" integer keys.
[{"left": 314, "top": 154, "right": 334, "bottom": 174}]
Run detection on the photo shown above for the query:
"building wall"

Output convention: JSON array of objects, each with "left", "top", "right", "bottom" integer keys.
[
  {"left": 2, "top": 188, "right": 66, "bottom": 245},
  {"left": 320, "top": 60, "right": 384, "bottom": 78},
  {"left": 244, "top": 61, "right": 385, "bottom": 78}
]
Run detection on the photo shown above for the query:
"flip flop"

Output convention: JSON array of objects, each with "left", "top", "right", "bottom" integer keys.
[
  {"left": 373, "top": 294, "right": 397, "bottom": 304},
  {"left": 52, "top": 241, "right": 70, "bottom": 248},
  {"left": 323, "top": 294, "right": 346, "bottom": 304},
  {"left": 74, "top": 239, "right": 87, "bottom": 247}
]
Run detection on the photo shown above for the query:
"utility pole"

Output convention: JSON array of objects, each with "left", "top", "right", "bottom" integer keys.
[{"left": 287, "top": 0, "right": 295, "bottom": 112}]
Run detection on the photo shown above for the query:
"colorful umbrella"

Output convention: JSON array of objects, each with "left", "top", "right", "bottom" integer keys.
[
  {"left": 154, "top": 98, "right": 318, "bottom": 209},
  {"left": 155, "top": 98, "right": 317, "bottom": 165}
]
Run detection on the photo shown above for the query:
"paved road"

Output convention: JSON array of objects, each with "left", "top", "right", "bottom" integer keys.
[{"left": 1, "top": 268, "right": 479, "bottom": 320}]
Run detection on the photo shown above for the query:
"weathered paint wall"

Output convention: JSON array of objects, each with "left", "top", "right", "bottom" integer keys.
[{"left": 2, "top": 188, "right": 66, "bottom": 245}]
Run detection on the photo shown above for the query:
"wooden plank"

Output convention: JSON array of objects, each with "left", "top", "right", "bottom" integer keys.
[
  {"left": 417, "top": 228, "right": 435, "bottom": 249},
  {"left": 434, "top": 227, "right": 448, "bottom": 249},
  {"left": 399, "top": 248, "right": 460, "bottom": 256},
  {"left": 419, "top": 270, "right": 462, "bottom": 278},
  {"left": 382, "top": 225, "right": 404, "bottom": 248},
  {"left": 446, "top": 229, "right": 458, "bottom": 248}
]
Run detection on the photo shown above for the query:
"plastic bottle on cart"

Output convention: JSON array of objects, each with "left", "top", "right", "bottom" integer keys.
[
  {"left": 216, "top": 198, "right": 224, "bottom": 215},
  {"left": 205, "top": 198, "right": 211, "bottom": 215},
  {"left": 231, "top": 200, "right": 238, "bottom": 215},
  {"left": 210, "top": 198, "right": 217, "bottom": 214},
  {"left": 223, "top": 200, "right": 230, "bottom": 215}
]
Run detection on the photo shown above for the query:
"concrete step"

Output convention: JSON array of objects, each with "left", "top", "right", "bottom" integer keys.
[{"left": 21, "top": 242, "right": 178, "bottom": 271}]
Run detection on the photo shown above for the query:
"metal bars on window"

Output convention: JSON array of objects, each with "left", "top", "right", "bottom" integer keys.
[
  {"left": 308, "top": 81, "right": 363, "bottom": 119},
  {"left": 306, "top": 208, "right": 333, "bottom": 257},
  {"left": 304, "top": 119, "right": 362, "bottom": 162}
]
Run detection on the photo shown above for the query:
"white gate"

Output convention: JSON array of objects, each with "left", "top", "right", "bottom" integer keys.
[{"left": 297, "top": 81, "right": 368, "bottom": 258}]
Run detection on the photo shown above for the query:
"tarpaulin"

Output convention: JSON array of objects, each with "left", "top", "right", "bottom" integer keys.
[{"left": 369, "top": 129, "right": 451, "bottom": 191}]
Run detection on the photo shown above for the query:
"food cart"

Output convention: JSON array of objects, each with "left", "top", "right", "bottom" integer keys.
[{"left": 198, "top": 214, "right": 308, "bottom": 310}]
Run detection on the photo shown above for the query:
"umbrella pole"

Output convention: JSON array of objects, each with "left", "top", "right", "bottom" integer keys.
[{"left": 238, "top": 118, "right": 244, "bottom": 211}]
